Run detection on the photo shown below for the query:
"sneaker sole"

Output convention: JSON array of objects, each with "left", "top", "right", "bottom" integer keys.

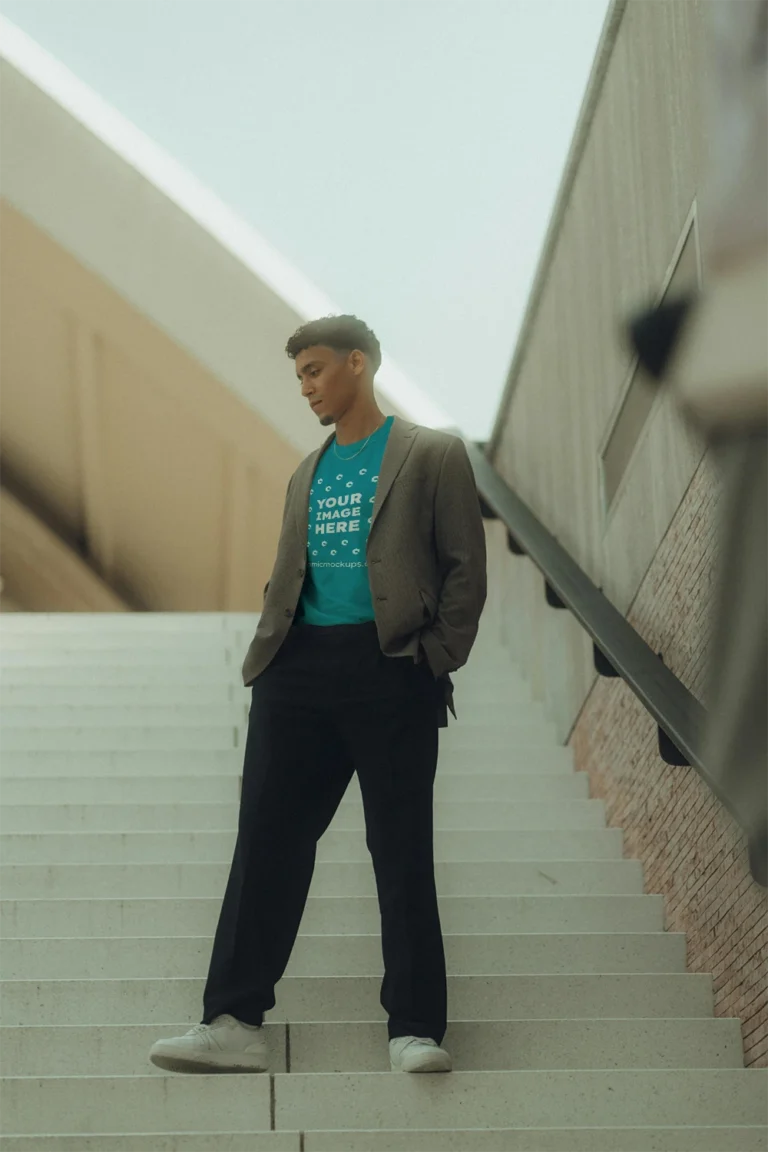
[
  {"left": 150, "top": 1048, "right": 268, "bottom": 1074},
  {"left": 390, "top": 1052, "right": 453, "bottom": 1073}
]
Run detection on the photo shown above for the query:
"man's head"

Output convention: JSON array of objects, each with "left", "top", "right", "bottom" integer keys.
[{"left": 286, "top": 315, "right": 382, "bottom": 427}]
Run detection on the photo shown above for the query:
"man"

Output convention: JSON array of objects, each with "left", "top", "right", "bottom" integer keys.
[{"left": 150, "top": 315, "right": 487, "bottom": 1074}]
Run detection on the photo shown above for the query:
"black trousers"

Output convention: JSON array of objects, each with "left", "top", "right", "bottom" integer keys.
[{"left": 202, "top": 621, "right": 447, "bottom": 1043}]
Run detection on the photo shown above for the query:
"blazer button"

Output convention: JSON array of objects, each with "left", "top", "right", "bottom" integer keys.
[{"left": 284, "top": 608, "right": 294, "bottom": 618}]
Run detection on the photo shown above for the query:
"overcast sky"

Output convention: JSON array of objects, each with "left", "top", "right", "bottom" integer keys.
[{"left": 0, "top": 0, "right": 608, "bottom": 438}]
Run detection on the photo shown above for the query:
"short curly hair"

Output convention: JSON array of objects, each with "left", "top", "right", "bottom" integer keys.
[{"left": 285, "top": 315, "right": 382, "bottom": 374}]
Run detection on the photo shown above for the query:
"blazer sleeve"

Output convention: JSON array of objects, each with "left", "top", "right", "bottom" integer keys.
[
  {"left": 419, "top": 437, "right": 487, "bottom": 676},
  {"left": 263, "top": 471, "right": 297, "bottom": 603}
]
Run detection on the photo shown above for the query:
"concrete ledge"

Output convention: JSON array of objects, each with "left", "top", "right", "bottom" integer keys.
[
  {"left": 276, "top": 1069, "right": 768, "bottom": 1130},
  {"left": 0, "top": 931, "right": 686, "bottom": 981},
  {"left": 0, "top": 893, "right": 665, "bottom": 939},
  {"left": 0, "top": 973, "right": 713, "bottom": 1027}
]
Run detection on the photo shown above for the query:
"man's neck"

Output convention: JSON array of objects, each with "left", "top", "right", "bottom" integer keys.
[{"left": 334, "top": 405, "right": 387, "bottom": 446}]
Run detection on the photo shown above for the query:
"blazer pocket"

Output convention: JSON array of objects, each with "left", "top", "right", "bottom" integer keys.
[{"left": 419, "top": 587, "right": 438, "bottom": 621}]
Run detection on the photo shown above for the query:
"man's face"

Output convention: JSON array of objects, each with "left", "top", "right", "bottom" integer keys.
[{"left": 295, "top": 345, "right": 362, "bottom": 426}]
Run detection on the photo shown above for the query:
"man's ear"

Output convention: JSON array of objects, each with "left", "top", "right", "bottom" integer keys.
[{"left": 349, "top": 349, "right": 366, "bottom": 376}]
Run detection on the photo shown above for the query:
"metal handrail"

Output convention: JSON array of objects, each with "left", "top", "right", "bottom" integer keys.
[{"left": 466, "top": 441, "right": 765, "bottom": 886}]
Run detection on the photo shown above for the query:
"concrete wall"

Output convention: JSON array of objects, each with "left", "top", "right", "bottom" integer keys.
[
  {"left": 488, "top": 0, "right": 766, "bottom": 1065},
  {"left": 570, "top": 450, "right": 767, "bottom": 1068},
  {"left": 0, "top": 488, "right": 131, "bottom": 613},
  {"left": 490, "top": 0, "right": 709, "bottom": 740},
  {"left": 0, "top": 202, "right": 300, "bottom": 612}
]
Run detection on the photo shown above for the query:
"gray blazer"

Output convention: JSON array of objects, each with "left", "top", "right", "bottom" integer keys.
[{"left": 241, "top": 417, "right": 487, "bottom": 721}]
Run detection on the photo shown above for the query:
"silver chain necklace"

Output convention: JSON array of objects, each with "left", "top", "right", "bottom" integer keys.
[{"left": 332, "top": 419, "right": 386, "bottom": 462}]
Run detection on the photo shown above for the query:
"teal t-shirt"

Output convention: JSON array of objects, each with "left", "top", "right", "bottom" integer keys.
[{"left": 297, "top": 416, "right": 394, "bottom": 626}]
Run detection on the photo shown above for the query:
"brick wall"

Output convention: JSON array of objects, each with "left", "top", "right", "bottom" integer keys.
[{"left": 570, "top": 452, "right": 768, "bottom": 1067}]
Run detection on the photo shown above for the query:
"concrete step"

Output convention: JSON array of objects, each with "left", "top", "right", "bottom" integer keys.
[
  {"left": 453, "top": 681, "right": 532, "bottom": 699},
  {"left": 5, "top": 1069, "right": 761, "bottom": 1136},
  {"left": 1, "top": 1129, "right": 765, "bottom": 1152},
  {"left": 0, "top": 681, "right": 536, "bottom": 714},
  {"left": 0, "top": 722, "right": 556, "bottom": 755},
  {"left": 0, "top": 684, "right": 241, "bottom": 707},
  {"left": 441, "top": 748, "right": 574, "bottom": 772},
  {"left": 0, "top": 973, "right": 713, "bottom": 1026},
  {"left": 1, "top": 1074, "right": 272, "bottom": 1136},
  {"left": 453, "top": 671, "right": 532, "bottom": 689},
  {"left": 0, "top": 858, "right": 644, "bottom": 900},
  {"left": 0, "top": 751, "right": 251, "bottom": 778},
  {"left": 0, "top": 931, "right": 687, "bottom": 980},
  {"left": 276, "top": 1070, "right": 768, "bottom": 1131},
  {"left": 440, "top": 724, "right": 557, "bottom": 749},
  {"left": 0, "top": 650, "right": 521, "bottom": 680},
  {"left": 454, "top": 680, "right": 534, "bottom": 699},
  {"left": 1, "top": 727, "right": 240, "bottom": 752},
  {"left": 1, "top": 700, "right": 549, "bottom": 730},
  {"left": 1, "top": 1022, "right": 290, "bottom": 1076},
  {"left": 0, "top": 746, "right": 575, "bottom": 776},
  {"left": 0, "top": 612, "right": 259, "bottom": 632},
  {"left": 0, "top": 1138, "right": 297, "bottom": 1147},
  {"left": 0, "top": 776, "right": 248, "bottom": 806},
  {"left": 2, "top": 1131, "right": 766, "bottom": 1152},
  {"left": 453, "top": 656, "right": 526, "bottom": 674},
  {"left": 0, "top": 893, "right": 664, "bottom": 938},
  {"left": 425, "top": 767, "right": 591, "bottom": 805},
  {"left": 0, "top": 667, "right": 246, "bottom": 688},
  {"left": 0, "top": 705, "right": 246, "bottom": 728},
  {"left": 0, "top": 614, "right": 761, "bottom": 1152},
  {"left": 455, "top": 696, "right": 537, "bottom": 713},
  {"left": 287, "top": 1017, "right": 745, "bottom": 1072},
  {"left": 459, "top": 700, "right": 551, "bottom": 723},
  {"left": 455, "top": 701, "right": 548, "bottom": 724},
  {"left": 455, "top": 686, "right": 534, "bottom": 705},
  {"left": 0, "top": 771, "right": 590, "bottom": 805},
  {"left": 0, "top": 1136, "right": 297, "bottom": 1152},
  {"left": 1, "top": 827, "right": 625, "bottom": 864},
  {"left": 0, "top": 649, "right": 235, "bottom": 667},
  {"left": 302, "top": 1125, "right": 768, "bottom": 1151},
  {"left": 0, "top": 634, "right": 240, "bottom": 652},
  {"left": 456, "top": 665, "right": 532, "bottom": 680},
  {"left": 1, "top": 1017, "right": 744, "bottom": 1077},
  {"left": 0, "top": 799, "right": 607, "bottom": 833}
]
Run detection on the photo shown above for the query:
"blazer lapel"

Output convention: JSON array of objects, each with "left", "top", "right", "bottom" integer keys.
[
  {"left": 294, "top": 418, "right": 416, "bottom": 542},
  {"left": 370, "top": 417, "right": 417, "bottom": 531},
  {"left": 293, "top": 432, "right": 334, "bottom": 542}
]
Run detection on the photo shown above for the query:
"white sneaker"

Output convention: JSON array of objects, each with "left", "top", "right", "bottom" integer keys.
[
  {"left": 149, "top": 1015, "right": 268, "bottom": 1074},
  {"left": 389, "top": 1036, "right": 452, "bottom": 1073}
]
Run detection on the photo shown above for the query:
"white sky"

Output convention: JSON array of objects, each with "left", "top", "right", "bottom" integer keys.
[{"left": 0, "top": 0, "right": 608, "bottom": 439}]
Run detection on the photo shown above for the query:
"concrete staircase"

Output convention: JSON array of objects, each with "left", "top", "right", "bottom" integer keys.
[{"left": 0, "top": 612, "right": 765, "bottom": 1151}]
